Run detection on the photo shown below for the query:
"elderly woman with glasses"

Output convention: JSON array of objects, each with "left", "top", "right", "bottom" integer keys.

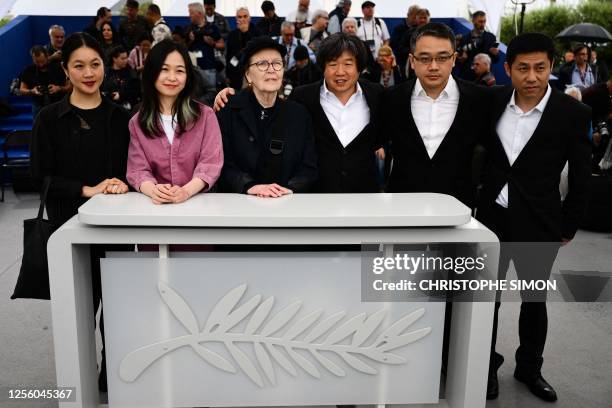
[{"left": 216, "top": 36, "right": 317, "bottom": 197}]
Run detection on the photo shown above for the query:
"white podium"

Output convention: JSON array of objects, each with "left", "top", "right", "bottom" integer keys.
[{"left": 47, "top": 193, "right": 497, "bottom": 408}]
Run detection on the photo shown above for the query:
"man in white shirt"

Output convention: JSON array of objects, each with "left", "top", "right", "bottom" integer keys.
[
  {"left": 356, "top": 1, "right": 389, "bottom": 58},
  {"left": 286, "top": 0, "right": 313, "bottom": 27},
  {"left": 477, "top": 33, "right": 592, "bottom": 403},
  {"left": 384, "top": 23, "right": 487, "bottom": 208}
]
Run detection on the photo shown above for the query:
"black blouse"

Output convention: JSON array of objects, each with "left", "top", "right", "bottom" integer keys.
[{"left": 30, "top": 96, "right": 131, "bottom": 225}]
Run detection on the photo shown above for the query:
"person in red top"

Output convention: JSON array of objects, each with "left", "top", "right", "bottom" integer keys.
[{"left": 127, "top": 39, "right": 224, "bottom": 204}]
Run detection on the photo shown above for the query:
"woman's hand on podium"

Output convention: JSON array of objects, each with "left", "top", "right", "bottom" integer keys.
[
  {"left": 140, "top": 181, "right": 174, "bottom": 204},
  {"left": 82, "top": 178, "right": 127, "bottom": 198},
  {"left": 169, "top": 186, "right": 190, "bottom": 204},
  {"left": 247, "top": 183, "right": 293, "bottom": 198},
  {"left": 170, "top": 178, "right": 206, "bottom": 203},
  {"left": 104, "top": 178, "right": 129, "bottom": 195}
]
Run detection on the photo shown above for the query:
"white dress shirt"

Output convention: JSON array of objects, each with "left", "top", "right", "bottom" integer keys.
[
  {"left": 495, "top": 85, "right": 552, "bottom": 208},
  {"left": 411, "top": 76, "right": 460, "bottom": 158},
  {"left": 319, "top": 81, "right": 370, "bottom": 148}
]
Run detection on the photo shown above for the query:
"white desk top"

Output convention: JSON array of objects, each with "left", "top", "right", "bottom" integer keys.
[{"left": 77, "top": 192, "right": 472, "bottom": 228}]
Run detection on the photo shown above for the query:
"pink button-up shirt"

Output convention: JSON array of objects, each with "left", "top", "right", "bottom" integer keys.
[{"left": 127, "top": 103, "right": 224, "bottom": 192}]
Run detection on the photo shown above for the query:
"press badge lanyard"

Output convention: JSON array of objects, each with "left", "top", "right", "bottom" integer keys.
[
  {"left": 285, "top": 42, "right": 293, "bottom": 66},
  {"left": 362, "top": 19, "right": 378, "bottom": 42}
]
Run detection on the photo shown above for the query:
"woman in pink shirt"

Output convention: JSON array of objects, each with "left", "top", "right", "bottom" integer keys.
[
  {"left": 127, "top": 33, "right": 152, "bottom": 74},
  {"left": 127, "top": 39, "right": 223, "bottom": 204}
]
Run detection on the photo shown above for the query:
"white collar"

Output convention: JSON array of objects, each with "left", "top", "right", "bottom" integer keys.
[
  {"left": 413, "top": 75, "right": 459, "bottom": 100},
  {"left": 508, "top": 84, "right": 551, "bottom": 115}
]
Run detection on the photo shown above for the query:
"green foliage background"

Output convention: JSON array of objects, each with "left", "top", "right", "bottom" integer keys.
[{"left": 500, "top": 0, "right": 612, "bottom": 66}]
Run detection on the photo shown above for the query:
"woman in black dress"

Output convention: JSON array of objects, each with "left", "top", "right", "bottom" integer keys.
[
  {"left": 31, "top": 32, "right": 130, "bottom": 224},
  {"left": 30, "top": 32, "right": 131, "bottom": 391}
]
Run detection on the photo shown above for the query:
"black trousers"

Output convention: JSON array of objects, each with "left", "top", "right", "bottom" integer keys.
[{"left": 487, "top": 204, "right": 559, "bottom": 379}]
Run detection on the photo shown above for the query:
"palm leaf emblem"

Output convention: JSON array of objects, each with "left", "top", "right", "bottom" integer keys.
[{"left": 119, "top": 283, "right": 431, "bottom": 387}]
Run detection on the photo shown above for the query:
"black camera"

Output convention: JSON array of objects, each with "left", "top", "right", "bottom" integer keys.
[
  {"left": 37, "top": 84, "right": 50, "bottom": 96},
  {"left": 458, "top": 37, "right": 481, "bottom": 54},
  {"left": 595, "top": 121, "right": 609, "bottom": 139}
]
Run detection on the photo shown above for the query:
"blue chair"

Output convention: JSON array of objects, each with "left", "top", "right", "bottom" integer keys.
[{"left": 1, "top": 130, "right": 31, "bottom": 202}]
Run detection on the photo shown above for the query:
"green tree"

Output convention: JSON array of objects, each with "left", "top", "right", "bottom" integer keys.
[{"left": 500, "top": 0, "right": 611, "bottom": 66}]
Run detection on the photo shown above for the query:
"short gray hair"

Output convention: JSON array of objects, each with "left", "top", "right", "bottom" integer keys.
[
  {"left": 188, "top": 2, "right": 204, "bottom": 14},
  {"left": 236, "top": 6, "right": 250, "bottom": 16},
  {"left": 564, "top": 86, "right": 582, "bottom": 101},
  {"left": 342, "top": 17, "right": 357, "bottom": 29},
  {"left": 281, "top": 21, "right": 295, "bottom": 32},
  {"left": 408, "top": 5, "right": 420, "bottom": 15},
  {"left": 474, "top": 53, "right": 491, "bottom": 67},
  {"left": 312, "top": 9, "right": 328, "bottom": 23},
  {"left": 48, "top": 25, "right": 64, "bottom": 36}
]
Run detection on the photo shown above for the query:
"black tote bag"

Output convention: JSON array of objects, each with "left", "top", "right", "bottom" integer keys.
[{"left": 11, "top": 178, "right": 59, "bottom": 300}]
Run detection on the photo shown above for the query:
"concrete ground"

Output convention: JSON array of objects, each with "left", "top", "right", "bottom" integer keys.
[{"left": 1, "top": 190, "right": 611, "bottom": 408}]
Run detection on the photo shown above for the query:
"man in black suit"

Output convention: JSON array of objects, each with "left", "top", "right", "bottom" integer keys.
[
  {"left": 382, "top": 22, "right": 488, "bottom": 208},
  {"left": 290, "top": 33, "right": 384, "bottom": 193},
  {"left": 477, "top": 33, "right": 592, "bottom": 402},
  {"left": 215, "top": 33, "right": 384, "bottom": 193}
]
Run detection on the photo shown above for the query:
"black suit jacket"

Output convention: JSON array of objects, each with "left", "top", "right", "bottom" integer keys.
[
  {"left": 225, "top": 25, "right": 262, "bottom": 89},
  {"left": 477, "top": 86, "right": 592, "bottom": 241},
  {"left": 216, "top": 90, "right": 317, "bottom": 193},
  {"left": 290, "top": 79, "right": 384, "bottom": 193},
  {"left": 382, "top": 77, "right": 489, "bottom": 207}
]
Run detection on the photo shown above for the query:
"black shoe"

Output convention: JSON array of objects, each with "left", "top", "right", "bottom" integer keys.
[
  {"left": 514, "top": 372, "right": 558, "bottom": 402},
  {"left": 486, "top": 353, "right": 504, "bottom": 400},
  {"left": 487, "top": 370, "right": 499, "bottom": 400}
]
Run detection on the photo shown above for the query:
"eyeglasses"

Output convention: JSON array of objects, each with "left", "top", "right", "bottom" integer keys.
[
  {"left": 411, "top": 54, "right": 454, "bottom": 65},
  {"left": 250, "top": 60, "right": 284, "bottom": 72}
]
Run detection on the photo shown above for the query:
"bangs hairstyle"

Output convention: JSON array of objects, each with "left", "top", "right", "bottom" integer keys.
[
  {"left": 506, "top": 32, "right": 555, "bottom": 67},
  {"left": 410, "top": 22, "right": 455, "bottom": 54},
  {"left": 61, "top": 32, "right": 105, "bottom": 68},
  {"left": 316, "top": 33, "right": 367, "bottom": 72},
  {"left": 138, "top": 39, "right": 201, "bottom": 139}
]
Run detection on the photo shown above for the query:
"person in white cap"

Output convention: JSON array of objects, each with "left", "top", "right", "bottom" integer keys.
[{"left": 356, "top": 1, "right": 389, "bottom": 58}]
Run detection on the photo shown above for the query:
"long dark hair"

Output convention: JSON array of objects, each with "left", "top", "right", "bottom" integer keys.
[
  {"left": 100, "top": 22, "right": 119, "bottom": 45},
  {"left": 138, "top": 39, "right": 201, "bottom": 138},
  {"left": 61, "top": 32, "right": 105, "bottom": 69}
]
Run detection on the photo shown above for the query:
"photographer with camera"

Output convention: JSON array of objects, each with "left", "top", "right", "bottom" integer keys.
[
  {"left": 456, "top": 10, "right": 499, "bottom": 81},
  {"left": 101, "top": 46, "right": 140, "bottom": 111},
  {"left": 19, "top": 45, "right": 70, "bottom": 118},
  {"left": 187, "top": 2, "right": 224, "bottom": 89}
]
